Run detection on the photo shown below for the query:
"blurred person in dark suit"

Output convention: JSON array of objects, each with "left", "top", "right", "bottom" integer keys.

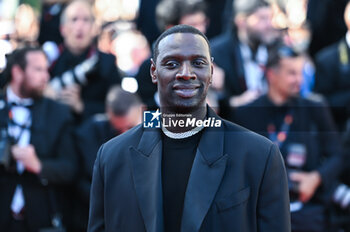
[
  {"left": 234, "top": 44, "right": 342, "bottom": 232},
  {"left": 72, "top": 86, "right": 143, "bottom": 231},
  {"left": 211, "top": 0, "right": 280, "bottom": 111},
  {"left": 330, "top": 129, "right": 350, "bottom": 231},
  {"left": 0, "top": 46, "right": 77, "bottom": 231},
  {"left": 136, "top": 0, "right": 161, "bottom": 47},
  {"left": 314, "top": 1, "right": 350, "bottom": 132},
  {"left": 38, "top": 0, "right": 70, "bottom": 45},
  {"left": 136, "top": 0, "right": 231, "bottom": 46},
  {"left": 307, "top": 0, "right": 348, "bottom": 58},
  {"left": 45, "top": 0, "right": 121, "bottom": 122}
]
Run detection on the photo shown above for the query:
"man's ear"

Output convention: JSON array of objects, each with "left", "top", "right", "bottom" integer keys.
[
  {"left": 265, "top": 68, "right": 274, "bottom": 84},
  {"left": 11, "top": 65, "right": 24, "bottom": 83},
  {"left": 234, "top": 14, "right": 246, "bottom": 31},
  {"left": 150, "top": 58, "right": 157, "bottom": 84}
]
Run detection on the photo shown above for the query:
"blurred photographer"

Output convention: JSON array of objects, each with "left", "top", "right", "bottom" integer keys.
[
  {"left": 233, "top": 43, "right": 342, "bottom": 232},
  {"left": 45, "top": 0, "right": 121, "bottom": 122},
  {"left": 0, "top": 46, "right": 77, "bottom": 232}
]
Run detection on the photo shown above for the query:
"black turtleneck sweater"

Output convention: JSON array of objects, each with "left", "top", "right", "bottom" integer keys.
[{"left": 161, "top": 130, "right": 203, "bottom": 232}]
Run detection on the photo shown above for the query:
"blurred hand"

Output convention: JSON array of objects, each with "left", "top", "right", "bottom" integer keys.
[
  {"left": 11, "top": 144, "right": 42, "bottom": 174},
  {"left": 229, "top": 90, "right": 260, "bottom": 107},
  {"left": 58, "top": 85, "right": 84, "bottom": 114},
  {"left": 44, "top": 85, "right": 58, "bottom": 99},
  {"left": 289, "top": 171, "right": 321, "bottom": 203}
]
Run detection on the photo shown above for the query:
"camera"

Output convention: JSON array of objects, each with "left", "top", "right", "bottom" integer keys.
[{"left": 286, "top": 143, "right": 306, "bottom": 202}]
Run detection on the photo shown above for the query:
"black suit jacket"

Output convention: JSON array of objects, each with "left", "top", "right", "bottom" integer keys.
[
  {"left": 314, "top": 38, "right": 350, "bottom": 129},
  {"left": 88, "top": 107, "right": 291, "bottom": 232},
  {"left": 72, "top": 115, "right": 118, "bottom": 231},
  {"left": 210, "top": 29, "right": 247, "bottom": 97},
  {"left": 0, "top": 94, "right": 77, "bottom": 231}
]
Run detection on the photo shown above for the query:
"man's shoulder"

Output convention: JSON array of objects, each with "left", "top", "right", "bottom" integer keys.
[
  {"left": 315, "top": 39, "right": 342, "bottom": 63},
  {"left": 209, "top": 106, "right": 272, "bottom": 148},
  {"left": 35, "top": 97, "right": 73, "bottom": 122},
  {"left": 233, "top": 96, "right": 268, "bottom": 121},
  {"left": 221, "top": 119, "right": 280, "bottom": 170},
  {"left": 210, "top": 31, "right": 234, "bottom": 50},
  {"left": 38, "top": 97, "right": 71, "bottom": 113},
  {"left": 210, "top": 31, "right": 236, "bottom": 61},
  {"left": 98, "top": 124, "right": 143, "bottom": 157},
  {"left": 76, "top": 114, "right": 108, "bottom": 136},
  {"left": 97, "top": 50, "right": 116, "bottom": 64},
  {"left": 222, "top": 118, "right": 273, "bottom": 147}
]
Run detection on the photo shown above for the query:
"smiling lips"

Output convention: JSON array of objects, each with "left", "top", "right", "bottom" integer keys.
[{"left": 173, "top": 84, "right": 200, "bottom": 98}]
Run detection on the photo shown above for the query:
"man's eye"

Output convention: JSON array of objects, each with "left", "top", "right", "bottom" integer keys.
[
  {"left": 192, "top": 60, "right": 206, "bottom": 67},
  {"left": 164, "top": 61, "right": 179, "bottom": 68},
  {"left": 83, "top": 17, "right": 91, "bottom": 23}
]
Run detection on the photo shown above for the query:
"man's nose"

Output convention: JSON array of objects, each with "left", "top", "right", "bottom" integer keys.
[
  {"left": 176, "top": 62, "right": 196, "bottom": 80},
  {"left": 75, "top": 18, "right": 87, "bottom": 28}
]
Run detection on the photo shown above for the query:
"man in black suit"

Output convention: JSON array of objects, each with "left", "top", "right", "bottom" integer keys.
[
  {"left": 314, "top": 1, "right": 350, "bottom": 131},
  {"left": 46, "top": 0, "right": 121, "bottom": 122},
  {"left": 88, "top": 25, "right": 290, "bottom": 232},
  {"left": 211, "top": 0, "right": 280, "bottom": 109},
  {"left": 73, "top": 86, "right": 143, "bottom": 231},
  {"left": 0, "top": 47, "right": 77, "bottom": 231},
  {"left": 234, "top": 44, "right": 342, "bottom": 232}
]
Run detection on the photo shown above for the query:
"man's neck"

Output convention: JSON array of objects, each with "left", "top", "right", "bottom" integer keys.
[
  {"left": 65, "top": 44, "right": 86, "bottom": 56},
  {"left": 9, "top": 84, "right": 25, "bottom": 99},
  {"left": 7, "top": 85, "right": 33, "bottom": 104},
  {"left": 161, "top": 106, "right": 207, "bottom": 133},
  {"left": 239, "top": 32, "right": 261, "bottom": 56},
  {"left": 267, "top": 89, "right": 288, "bottom": 106}
]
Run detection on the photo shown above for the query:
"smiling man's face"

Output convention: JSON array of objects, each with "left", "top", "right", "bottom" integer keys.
[{"left": 151, "top": 33, "right": 213, "bottom": 111}]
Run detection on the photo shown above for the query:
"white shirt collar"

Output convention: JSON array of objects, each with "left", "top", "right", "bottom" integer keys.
[
  {"left": 7, "top": 86, "right": 33, "bottom": 106},
  {"left": 346, "top": 31, "right": 350, "bottom": 49},
  {"left": 239, "top": 42, "right": 268, "bottom": 64}
]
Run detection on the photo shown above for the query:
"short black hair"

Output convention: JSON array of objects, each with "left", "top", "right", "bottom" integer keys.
[
  {"left": 152, "top": 24, "right": 211, "bottom": 62},
  {"left": 2, "top": 46, "right": 45, "bottom": 84},
  {"left": 266, "top": 43, "right": 302, "bottom": 69},
  {"left": 156, "top": 0, "right": 207, "bottom": 31},
  {"left": 106, "top": 85, "right": 142, "bottom": 116}
]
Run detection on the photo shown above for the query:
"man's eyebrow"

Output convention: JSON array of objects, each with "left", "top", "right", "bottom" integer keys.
[{"left": 160, "top": 54, "right": 209, "bottom": 61}]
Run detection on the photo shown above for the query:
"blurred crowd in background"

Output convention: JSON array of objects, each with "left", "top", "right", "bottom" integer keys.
[{"left": 1, "top": 0, "right": 350, "bottom": 231}]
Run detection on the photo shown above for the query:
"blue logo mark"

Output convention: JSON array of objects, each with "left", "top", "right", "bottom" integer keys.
[{"left": 143, "top": 109, "right": 161, "bottom": 128}]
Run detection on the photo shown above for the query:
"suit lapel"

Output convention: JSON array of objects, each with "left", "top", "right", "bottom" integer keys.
[
  {"left": 181, "top": 108, "right": 228, "bottom": 232},
  {"left": 0, "top": 95, "right": 9, "bottom": 128},
  {"left": 30, "top": 99, "right": 46, "bottom": 148},
  {"left": 129, "top": 128, "right": 164, "bottom": 232}
]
